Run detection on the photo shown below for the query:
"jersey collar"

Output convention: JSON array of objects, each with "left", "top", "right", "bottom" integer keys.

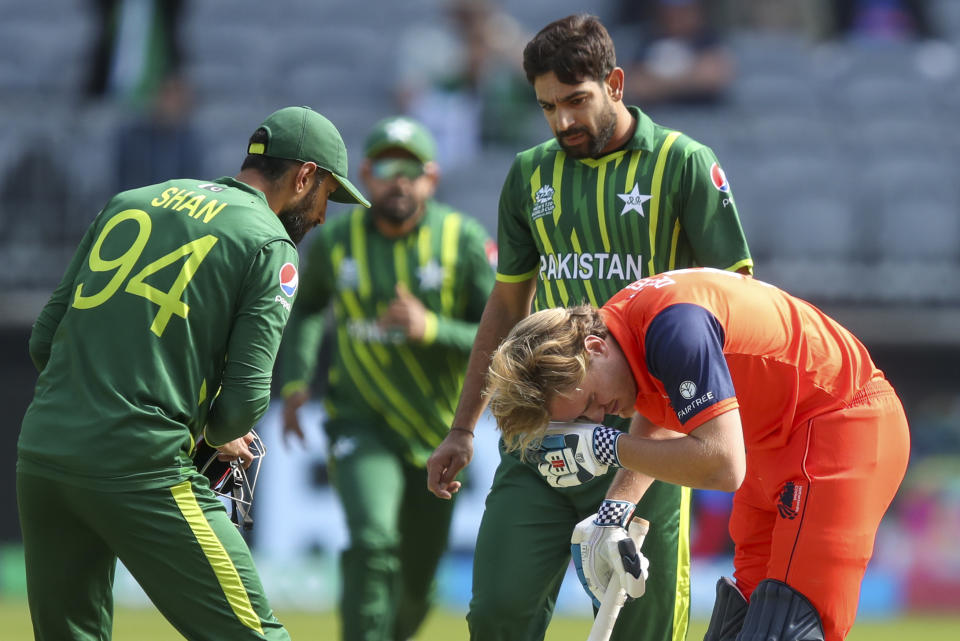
[{"left": 215, "top": 176, "right": 270, "bottom": 209}]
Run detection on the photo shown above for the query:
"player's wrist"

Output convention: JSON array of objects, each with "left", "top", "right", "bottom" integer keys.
[
  {"left": 595, "top": 498, "right": 636, "bottom": 529},
  {"left": 592, "top": 426, "right": 624, "bottom": 468},
  {"left": 449, "top": 426, "right": 475, "bottom": 437},
  {"left": 420, "top": 310, "right": 438, "bottom": 344},
  {"left": 280, "top": 380, "right": 308, "bottom": 400}
]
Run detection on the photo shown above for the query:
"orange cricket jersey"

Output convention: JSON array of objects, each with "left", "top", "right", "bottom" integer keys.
[{"left": 600, "top": 268, "right": 881, "bottom": 449}]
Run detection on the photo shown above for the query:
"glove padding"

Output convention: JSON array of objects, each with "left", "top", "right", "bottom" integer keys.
[
  {"left": 536, "top": 423, "right": 623, "bottom": 488},
  {"left": 571, "top": 501, "right": 650, "bottom": 608}
]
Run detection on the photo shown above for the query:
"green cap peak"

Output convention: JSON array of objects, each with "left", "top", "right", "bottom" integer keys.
[{"left": 249, "top": 106, "right": 369, "bottom": 207}]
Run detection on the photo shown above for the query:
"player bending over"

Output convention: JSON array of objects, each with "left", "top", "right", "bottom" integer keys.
[{"left": 485, "top": 268, "right": 910, "bottom": 641}]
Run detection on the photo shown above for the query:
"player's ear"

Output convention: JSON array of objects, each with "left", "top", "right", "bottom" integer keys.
[
  {"left": 584, "top": 334, "right": 606, "bottom": 356},
  {"left": 605, "top": 67, "right": 624, "bottom": 102},
  {"left": 422, "top": 160, "right": 440, "bottom": 193},
  {"left": 292, "top": 162, "right": 316, "bottom": 194}
]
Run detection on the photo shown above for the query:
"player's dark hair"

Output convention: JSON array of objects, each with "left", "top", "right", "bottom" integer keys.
[
  {"left": 522, "top": 14, "right": 616, "bottom": 85},
  {"left": 240, "top": 127, "right": 302, "bottom": 181}
]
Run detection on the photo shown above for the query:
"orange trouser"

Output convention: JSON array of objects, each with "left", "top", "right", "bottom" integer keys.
[{"left": 729, "top": 378, "right": 910, "bottom": 641}]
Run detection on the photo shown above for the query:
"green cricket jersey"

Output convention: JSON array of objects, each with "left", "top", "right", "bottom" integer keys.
[
  {"left": 18, "top": 177, "right": 299, "bottom": 490},
  {"left": 497, "top": 106, "right": 753, "bottom": 310},
  {"left": 280, "top": 201, "right": 495, "bottom": 467}
]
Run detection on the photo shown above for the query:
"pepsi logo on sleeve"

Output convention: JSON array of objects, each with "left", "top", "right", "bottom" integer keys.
[
  {"left": 279, "top": 263, "right": 299, "bottom": 297},
  {"left": 710, "top": 163, "right": 730, "bottom": 192}
]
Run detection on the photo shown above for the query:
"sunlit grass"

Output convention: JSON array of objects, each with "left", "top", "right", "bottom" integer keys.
[{"left": 3, "top": 598, "right": 958, "bottom": 640}]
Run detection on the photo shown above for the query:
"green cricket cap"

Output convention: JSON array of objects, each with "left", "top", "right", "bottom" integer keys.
[
  {"left": 363, "top": 116, "right": 437, "bottom": 163},
  {"left": 248, "top": 106, "right": 370, "bottom": 207}
]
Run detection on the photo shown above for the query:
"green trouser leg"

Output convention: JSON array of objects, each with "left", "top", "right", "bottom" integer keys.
[
  {"left": 330, "top": 431, "right": 455, "bottom": 641},
  {"left": 468, "top": 450, "right": 690, "bottom": 641},
  {"left": 18, "top": 472, "right": 117, "bottom": 641},
  {"left": 17, "top": 470, "right": 290, "bottom": 641}
]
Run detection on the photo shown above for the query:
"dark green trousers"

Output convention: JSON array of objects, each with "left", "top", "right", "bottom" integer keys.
[
  {"left": 328, "top": 427, "right": 455, "bottom": 641},
  {"left": 467, "top": 449, "right": 691, "bottom": 641},
  {"left": 16, "top": 469, "right": 289, "bottom": 641}
]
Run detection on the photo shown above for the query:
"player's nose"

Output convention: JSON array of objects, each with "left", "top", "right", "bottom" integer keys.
[{"left": 555, "top": 107, "right": 577, "bottom": 132}]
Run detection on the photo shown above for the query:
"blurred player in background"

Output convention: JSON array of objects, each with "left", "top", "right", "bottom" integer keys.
[
  {"left": 16, "top": 106, "right": 368, "bottom": 641},
  {"left": 279, "top": 116, "right": 495, "bottom": 641},
  {"left": 426, "top": 13, "right": 753, "bottom": 641},
  {"left": 485, "top": 268, "right": 911, "bottom": 641}
]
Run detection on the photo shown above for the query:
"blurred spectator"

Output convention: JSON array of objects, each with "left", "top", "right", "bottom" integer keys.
[
  {"left": 114, "top": 73, "right": 202, "bottom": 192},
  {"left": 690, "top": 489, "right": 735, "bottom": 558},
  {"left": 0, "top": 141, "right": 70, "bottom": 248},
  {"left": 614, "top": 0, "right": 736, "bottom": 106},
  {"left": 827, "top": 0, "right": 937, "bottom": 42},
  {"left": 85, "top": 0, "right": 185, "bottom": 108},
  {"left": 717, "top": 0, "right": 831, "bottom": 38},
  {"left": 393, "top": 0, "right": 533, "bottom": 167}
]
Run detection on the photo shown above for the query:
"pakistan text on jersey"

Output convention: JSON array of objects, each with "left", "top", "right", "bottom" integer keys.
[
  {"left": 347, "top": 319, "right": 406, "bottom": 344},
  {"left": 151, "top": 187, "right": 228, "bottom": 223},
  {"left": 676, "top": 391, "right": 716, "bottom": 420},
  {"left": 539, "top": 252, "right": 644, "bottom": 282}
]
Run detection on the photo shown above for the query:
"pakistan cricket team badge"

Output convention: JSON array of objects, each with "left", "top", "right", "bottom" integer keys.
[
  {"left": 618, "top": 183, "right": 652, "bottom": 216},
  {"left": 417, "top": 259, "right": 445, "bottom": 290}
]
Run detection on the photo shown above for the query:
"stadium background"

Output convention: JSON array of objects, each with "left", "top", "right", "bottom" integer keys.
[{"left": 0, "top": 0, "right": 958, "bottom": 635}]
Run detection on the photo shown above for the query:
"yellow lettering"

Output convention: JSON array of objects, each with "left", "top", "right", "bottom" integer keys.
[
  {"left": 198, "top": 201, "right": 228, "bottom": 223},
  {"left": 176, "top": 195, "right": 206, "bottom": 218},
  {"left": 151, "top": 187, "right": 179, "bottom": 207},
  {"left": 165, "top": 190, "right": 193, "bottom": 210}
]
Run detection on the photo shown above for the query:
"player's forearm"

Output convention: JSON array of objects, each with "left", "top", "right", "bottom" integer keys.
[
  {"left": 206, "top": 358, "right": 274, "bottom": 443},
  {"left": 28, "top": 316, "right": 57, "bottom": 371},
  {"left": 206, "top": 386, "right": 271, "bottom": 445},
  {"left": 616, "top": 410, "right": 745, "bottom": 491},
  {"left": 422, "top": 314, "right": 479, "bottom": 351},
  {"left": 605, "top": 468, "right": 656, "bottom": 504},
  {"left": 604, "top": 414, "right": 661, "bottom": 503},
  {"left": 451, "top": 279, "right": 536, "bottom": 430}
]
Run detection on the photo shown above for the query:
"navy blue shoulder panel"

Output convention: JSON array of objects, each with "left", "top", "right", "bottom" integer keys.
[{"left": 644, "top": 303, "right": 736, "bottom": 425}]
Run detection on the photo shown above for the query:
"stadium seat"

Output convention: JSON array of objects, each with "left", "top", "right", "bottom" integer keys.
[
  {"left": 874, "top": 196, "right": 960, "bottom": 262},
  {"left": 844, "top": 117, "right": 951, "bottom": 161},
  {"left": 830, "top": 72, "right": 938, "bottom": 121},
  {"left": 729, "top": 31, "right": 819, "bottom": 79},
  {"left": 729, "top": 73, "right": 824, "bottom": 117}
]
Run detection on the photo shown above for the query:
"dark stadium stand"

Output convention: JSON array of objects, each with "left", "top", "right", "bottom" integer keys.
[{"left": 0, "top": 0, "right": 958, "bottom": 340}]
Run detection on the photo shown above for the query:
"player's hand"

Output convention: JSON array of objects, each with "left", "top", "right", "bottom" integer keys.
[
  {"left": 571, "top": 502, "right": 649, "bottom": 607},
  {"left": 536, "top": 423, "right": 623, "bottom": 487},
  {"left": 379, "top": 283, "right": 427, "bottom": 341},
  {"left": 282, "top": 389, "right": 310, "bottom": 447},
  {"left": 426, "top": 428, "right": 474, "bottom": 499},
  {"left": 215, "top": 432, "right": 255, "bottom": 470}
]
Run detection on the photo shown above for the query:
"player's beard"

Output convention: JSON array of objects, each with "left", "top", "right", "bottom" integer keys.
[
  {"left": 277, "top": 180, "right": 322, "bottom": 244},
  {"left": 371, "top": 189, "right": 419, "bottom": 225},
  {"left": 557, "top": 102, "right": 618, "bottom": 159}
]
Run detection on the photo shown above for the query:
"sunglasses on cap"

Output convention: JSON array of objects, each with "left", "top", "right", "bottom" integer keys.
[{"left": 370, "top": 158, "right": 426, "bottom": 180}]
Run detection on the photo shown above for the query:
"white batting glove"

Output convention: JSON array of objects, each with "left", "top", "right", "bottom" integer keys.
[
  {"left": 536, "top": 423, "right": 623, "bottom": 488},
  {"left": 571, "top": 501, "right": 650, "bottom": 608}
]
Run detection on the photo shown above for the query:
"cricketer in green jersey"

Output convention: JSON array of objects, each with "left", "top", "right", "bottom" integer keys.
[
  {"left": 17, "top": 106, "right": 368, "bottom": 641},
  {"left": 278, "top": 116, "right": 495, "bottom": 641},
  {"left": 426, "top": 15, "right": 753, "bottom": 641}
]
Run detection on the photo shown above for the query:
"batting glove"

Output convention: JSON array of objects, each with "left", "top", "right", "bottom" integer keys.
[
  {"left": 536, "top": 423, "right": 623, "bottom": 488},
  {"left": 571, "top": 501, "right": 650, "bottom": 608}
]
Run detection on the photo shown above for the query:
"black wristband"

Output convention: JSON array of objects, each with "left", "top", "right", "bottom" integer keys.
[{"left": 449, "top": 427, "right": 475, "bottom": 437}]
